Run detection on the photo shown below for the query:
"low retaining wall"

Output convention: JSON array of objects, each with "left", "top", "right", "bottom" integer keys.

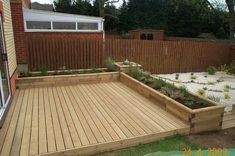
[
  {"left": 120, "top": 72, "right": 225, "bottom": 133},
  {"left": 16, "top": 72, "right": 120, "bottom": 89}
]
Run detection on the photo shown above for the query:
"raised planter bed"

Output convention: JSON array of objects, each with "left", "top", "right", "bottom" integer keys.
[
  {"left": 114, "top": 62, "right": 142, "bottom": 73},
  {"left": 16, "top": 72, "right": 120, "bottom": 89},
  {"left": 120, "top": 72, "right": 225, "bottom": 133}
]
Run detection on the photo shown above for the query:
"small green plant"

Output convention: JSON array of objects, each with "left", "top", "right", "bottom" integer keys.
[
  {"left": 129, "top": 67, "right": 143, "bottom": 81},
  {"left": 228, "top": 61, "right": 235, "bottom": 74},
  {"left": 197, "top": 89, "right": 205, "bottom": 96},
  {"left": 207, "top": 81, "right": 215, "bottom": 85},
  {"left": 185, "top": 96, "right": 195, "bottom": 106},
  {"left": 224, "top": 93, "right": 231, "bottom": 99},
  {"left": 105, "top": 57, "right": 115, "bottom": 72},
  {"left": 207, "top": 66, "right": 217, "bottom": 75},
  {"left": 191, "top": 80, "right": 194, "bottom": 83},
  {"left": 176, "top": 73, "right": 179, "bottom": 77},
  {"left": 179, "top": 86, "right": 189, "bottom": 97},
  {"left": 39, "top": 65, "right": 48, "bottom": 76},
  {"left": 191, "top": 73, "right": 194, "bottom": 76},
  {"left": 91, "top": 66, "right": 98, "bottom": 73},
  {"left": 224, "top": 85, "right": 230, "bottom": 92},
  {"left": 203, "top": 87, "right": 207, "bottom": 90},
  {"left": 191, "top": 76, "right": 197, "bottom": 80},
  {"left": 175, "top": 73, "right": 179, "bottom": 80},
  {"left": 153, "top": 79, "right": 166, "bottom": 89},
  {"left": 204, "top": 75, "right": 208, "bottom": 78}
]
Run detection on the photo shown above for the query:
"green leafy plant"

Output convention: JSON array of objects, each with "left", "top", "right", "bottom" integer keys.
[
  {"left": 105, "top": 57, "right": 115, "bottom": 72},
  {"left": 207, "top": 81, "right": 215, "bottom": 85},
  {"left": 204, "top": 75, "right": 208, "bottom": 78},
  {"left": 153, "top": 79, "right": 166, "bottom": 89},
  {"left": 203, "top": 87, "right": 207, "bottom": 90},
  {"left": 207, "top": 66, "right": 217, "bottom": 75},
  {"left": 179, "top": 86, "right": 189, "bottom": 97},
  {"left": 39, "top": 65, "right": 48, "bottom": 76},
  {"left": 129, "top": 66, "right": 143, "bottom": 80},
  {"left": 91, "top": 66, "right": 98, "bottom": 73},
  {"left": 191, "top": 76, "right": 197, "bottom": 80},
  {"left": 227, "top": 61, "right": 235, "bottom": 74},
  {"left": 197, "top": 89, "right": 205, "bottom": 96}
]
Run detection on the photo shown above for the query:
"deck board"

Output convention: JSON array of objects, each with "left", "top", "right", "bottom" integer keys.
[{"left": 0, "top": 82, "right": 189, "bottom": 156}]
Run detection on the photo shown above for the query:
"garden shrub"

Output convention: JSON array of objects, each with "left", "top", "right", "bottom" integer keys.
[
  {"left": 207, "top": 66, "right": 217, "bottom": 75},
  {"left": 129, "top": 67, "right": 143, "bottom": 80},
  {"left": 105, "top": 57, "right": 115, "bottom": 72},
  {"left": 228, "top": 61, "right": 235, "bottom": 74},
  {"left": 39, "top": 65, "right": 48, "bottom": 76},
  {"left": 153, "top": 79, "right": 166, "bottom": 89}
]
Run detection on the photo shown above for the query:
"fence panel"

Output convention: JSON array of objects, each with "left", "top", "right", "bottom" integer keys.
[{"left": 26, "top": 35, "right": 231, "bottom": 74}]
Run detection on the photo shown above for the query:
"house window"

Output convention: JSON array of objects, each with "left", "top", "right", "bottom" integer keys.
[
  {"left": 140, "top": 33, "right": 147, "bottom": 40},
  {"left": 140, "top": 33, "right": 154, "bottom": 40},
  {"left": 77, "top": 22, "right": 98, "bottom": 30},
  {"left": 26, "top": 21, "right": 51, "bottom": 29},
  {"left": 53, "top": 22, "right": 76, "bottom": 30},
  {"left": 147, "top": 33, "right": 153, "bottom": 40}
]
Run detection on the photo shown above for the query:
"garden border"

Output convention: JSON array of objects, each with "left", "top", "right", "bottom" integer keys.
[{"left": 120, "top": 72, "right": 225, "bottom": 133}]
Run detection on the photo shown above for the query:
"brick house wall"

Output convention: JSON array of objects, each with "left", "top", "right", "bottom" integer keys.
[
  {"left": 26, "top": 32, "right": 103, "bottom": 40},
  {"left": 10, "top": 1, "right": 27, "bottom": 64}
]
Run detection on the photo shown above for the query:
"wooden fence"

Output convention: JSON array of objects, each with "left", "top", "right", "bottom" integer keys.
[{"left": 26, "top": 36, "right": 232, "bottom": 74}]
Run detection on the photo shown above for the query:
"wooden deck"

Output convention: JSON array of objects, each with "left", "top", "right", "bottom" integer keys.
[
  {"left": 0, "top": 82, "right": 189, "bottom": 156},
  {"left": 222, "top": 111, "right": 235, "bottom": 129}
]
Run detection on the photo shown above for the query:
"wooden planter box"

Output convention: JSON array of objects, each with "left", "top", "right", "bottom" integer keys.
[
  {"left": 120, "top": 73, "right": 225, "bottom": 133},
  {"left": 114, "top": 62, "right": 142, "bottom": 73},
  {"left": 16, "top": 72, "right": 120, "bottom": 89}
]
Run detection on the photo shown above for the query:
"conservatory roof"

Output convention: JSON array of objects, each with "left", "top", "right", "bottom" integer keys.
[{"left": 23, "top": 8, "right": 104, "bottom": 22}]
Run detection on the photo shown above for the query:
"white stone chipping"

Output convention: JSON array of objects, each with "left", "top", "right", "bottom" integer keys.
[{"left": 152, "top": 72, "right": 235, "bottom": 112}]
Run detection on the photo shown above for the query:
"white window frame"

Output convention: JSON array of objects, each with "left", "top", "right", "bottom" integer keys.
[
  {"left": 25, "top": 21, "right": 52, "bottom": 30},
  {"left": 52, "top": 21, "right": 77, "bottom": 30},
  {"left": 24, "top": 20, "right": 102, "bottom": 32}
]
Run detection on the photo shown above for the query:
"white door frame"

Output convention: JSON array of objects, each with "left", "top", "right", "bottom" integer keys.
[{"left": 0, "top": 15, "right": 11, "bottom": 120}]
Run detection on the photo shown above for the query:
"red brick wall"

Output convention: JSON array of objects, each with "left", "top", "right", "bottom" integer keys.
[
  {"left": 10, "top": 69, "right": 17, "bottom": 96},
  {"left": 10, "top": 1, "right": 28, "bottom": 64},
  {"left": 26, "top": 32, "right": 103, "bottom": 40}
]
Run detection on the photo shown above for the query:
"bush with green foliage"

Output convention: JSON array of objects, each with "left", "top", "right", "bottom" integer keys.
[
  {"left": 128, "top": 67, "right": 143, "bottom": 80},
  {"left": 105, "top": 57, "right": 115, "bottom": 72},
  {"left": 228, "top": 61, "right": 235, "bottom": 74},
  {"left": 39, "top": 65, "right": 48, "bottom": 76},
  {"left": 91, "top": 66, "right": 98, "bottom": 73},
  {"left": 153, "top": 79, "right": 167, "bottom": 89},
  {"left": 207, "top": 66, "right": 217, "bottom": 75}
]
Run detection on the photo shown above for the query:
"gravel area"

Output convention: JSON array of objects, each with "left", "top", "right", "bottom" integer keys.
[{"left": 152, "top": 72, "right": 235, "bottom": 112}]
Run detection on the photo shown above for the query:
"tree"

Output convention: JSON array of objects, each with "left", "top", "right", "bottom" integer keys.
[{"left": 225, "top": 0, "right": 235, "bottom": 39}]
